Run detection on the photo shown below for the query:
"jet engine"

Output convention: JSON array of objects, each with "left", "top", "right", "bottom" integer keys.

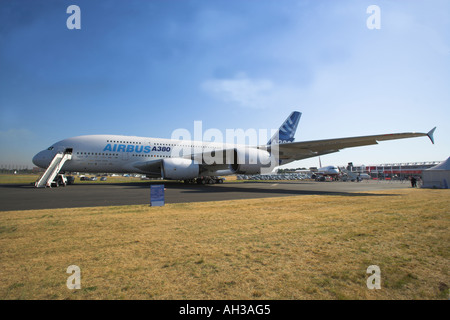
[
  {"left": 230, "top": 148, "right": 272, "bottom": 174},
  {"left": 162, "top": 158, "right": 199, "bottom": 180}
]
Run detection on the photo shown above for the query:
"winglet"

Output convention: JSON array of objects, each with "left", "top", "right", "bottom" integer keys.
[{"left": 427, "top": 127, "right": 436, "bottom": 144}]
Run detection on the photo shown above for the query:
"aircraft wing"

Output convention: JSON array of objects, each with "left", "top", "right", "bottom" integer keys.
[
  {"left": 130, "top": 127, "right": 436, "bottom": 170},
  {"left": 270, "top": 128, "right": 436, "bottom": 163}
]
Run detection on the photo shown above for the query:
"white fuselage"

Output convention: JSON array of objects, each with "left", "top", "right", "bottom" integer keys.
[
  {"left": 32, "top": 135, "right": 252, "bottom": 175},
  {"left": 316, "top": 166, "right": 340, "bottom": 176}
]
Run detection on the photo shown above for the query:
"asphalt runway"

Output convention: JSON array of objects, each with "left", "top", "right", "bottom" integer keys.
[{"left": 0, "top": 180, "right": 413, "bottom": 212}]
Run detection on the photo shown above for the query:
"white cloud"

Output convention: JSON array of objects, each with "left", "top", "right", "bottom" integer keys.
[
  {"left": 201, "top": 73, "right": 303, "bottom": 110},
  {"left": 201, "top": 73, "right": 274, "bottom": 109}
]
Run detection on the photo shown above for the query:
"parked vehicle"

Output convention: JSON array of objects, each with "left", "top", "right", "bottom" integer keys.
[{"left": 51, "top": 174, "right": 67, "bottom": 187}]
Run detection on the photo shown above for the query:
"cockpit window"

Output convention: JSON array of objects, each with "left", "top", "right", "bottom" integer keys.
[{"left": 47, "top": 147, "right": 54, "bottom": 151}]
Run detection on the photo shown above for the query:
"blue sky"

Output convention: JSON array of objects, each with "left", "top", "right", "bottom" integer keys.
[{"left": 0, "top": 0, "right": 449, "bottom": 169}]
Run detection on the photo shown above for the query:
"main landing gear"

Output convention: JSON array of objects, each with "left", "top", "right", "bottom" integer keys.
[{"left": 183, "top": 177, "right": 224, "bottom": 185}]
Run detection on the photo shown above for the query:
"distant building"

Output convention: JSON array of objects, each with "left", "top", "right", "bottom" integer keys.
[{"left": 351, "top": 161, "right": 442, "bottom": 179}]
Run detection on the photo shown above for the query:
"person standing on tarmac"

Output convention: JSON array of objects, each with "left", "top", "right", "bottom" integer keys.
[{"left": 410, "top": 176, "right": 417, "bottom": 188}]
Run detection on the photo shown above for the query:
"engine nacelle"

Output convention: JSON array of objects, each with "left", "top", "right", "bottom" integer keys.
[
  {"left": 162, "top": 158, "right": 199, "bottom": 180},
  {"left": 230, "top": 148, "right": 272, "bottom": 174}
]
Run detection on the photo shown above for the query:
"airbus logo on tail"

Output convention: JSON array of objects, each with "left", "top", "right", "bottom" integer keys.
[{"left": 267, "top": 111, "right": 301, "bottom": 145}]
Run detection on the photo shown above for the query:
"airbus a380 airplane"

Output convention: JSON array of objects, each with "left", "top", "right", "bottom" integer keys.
[{"left": 32, "top": 111, "right": 436, "bottom": 186}]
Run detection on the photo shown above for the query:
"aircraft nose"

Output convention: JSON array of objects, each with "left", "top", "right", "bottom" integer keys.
[{"left": 32, "top": 151, "right": 48, "bottom": 168}]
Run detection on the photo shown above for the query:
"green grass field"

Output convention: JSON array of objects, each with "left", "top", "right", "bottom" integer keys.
[
  {"left": 0, "top": 188, "right": 448, "bottom": 300},
  {"left": 0, "top": 174, "right": 41, "bottom": 185}
]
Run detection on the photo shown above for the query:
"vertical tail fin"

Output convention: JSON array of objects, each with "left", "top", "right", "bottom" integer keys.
[{"left": 267, "top": 111, "right": 301, "bottom": 145}]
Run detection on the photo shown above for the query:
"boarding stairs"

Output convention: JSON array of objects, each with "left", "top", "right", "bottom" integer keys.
[
  {"left": 339, "top": 167, "right": 362, "bottom": 181},
  {"left": 35, "top": 150, "right": 72, "bottom": 188},
  {"left": 341, "top": 168, "right": 358, "bottom": 180}
]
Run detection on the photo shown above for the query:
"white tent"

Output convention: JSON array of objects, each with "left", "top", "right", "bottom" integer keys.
[{"left": 421, "top": 157, "right": 450, "bottom": 189}]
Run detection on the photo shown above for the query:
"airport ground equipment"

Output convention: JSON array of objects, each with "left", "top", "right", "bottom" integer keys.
[
  {"left": 50, "top": 174, "right": 68, "bottom": 187},
  {"left": 35, "top": 149, "right": 72, "bottom": 188},
  {"left": 340, "top": 167, "right": 358, "bottom": 181}
]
